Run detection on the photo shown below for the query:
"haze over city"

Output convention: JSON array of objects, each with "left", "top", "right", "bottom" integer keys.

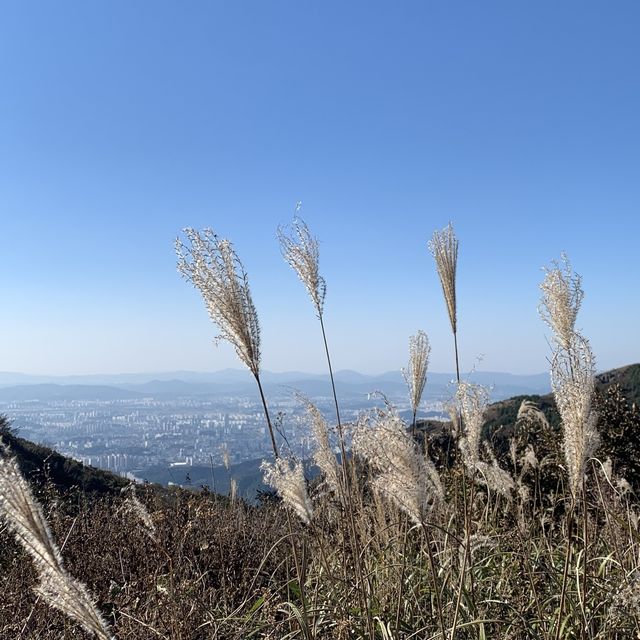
[{"left": 1, "top": 1, "right": 639, "bottom": 377}]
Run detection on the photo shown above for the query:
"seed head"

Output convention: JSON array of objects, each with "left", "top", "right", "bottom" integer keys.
[
  {"left": 0, "top": 448, "right": 113, "bottom": 640},
  {"left": 551, "top": 332, "right": 599, "bottom": 496},
  {"left": 539, "top": 254, "right": 584, "bottom": 350},
  {"left": 176, "top": 228, "right": 261, "bottom": 376},
  {"left": 278, "top": 215, "right": 326, "bottom": 318},
  {"left": 402, "top": 330, "right": 430, "bottom": 419},
  {"left": 517, "top": 399, "right": 550, "bottom": 431},
  {"left": 261, "top": 458, "right": 313, "bottom": 525},
  {"left": 475, "top": 445, "right": 515, "bottom": 499},
  {"left": 121, "top": 485, "right": 157, "bottom": 542},
  {"left": 428, "top": 223, "right": 458, "bottom": 334},
  {"left": 301, "top": 396, "right": 341, "bottom": 496},
  {"left": 352, "top": 412, "right": 443, "bottom": 525},
  {"left": 456, "top": 381, "right": 489, "bottom": 469}
]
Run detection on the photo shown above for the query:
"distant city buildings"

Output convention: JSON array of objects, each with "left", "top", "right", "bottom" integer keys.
[{"left": 1, "top": 391, "right": 447, "bottom": 481}]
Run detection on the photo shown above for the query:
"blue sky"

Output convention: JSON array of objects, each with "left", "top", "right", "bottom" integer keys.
[{"left": 0, "top": 1, "right": 638, "bottom": 376}]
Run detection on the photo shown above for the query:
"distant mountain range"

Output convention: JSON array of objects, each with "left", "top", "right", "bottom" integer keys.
[{"left": 0, "top": 368, "right": 552, "bottom": 402}]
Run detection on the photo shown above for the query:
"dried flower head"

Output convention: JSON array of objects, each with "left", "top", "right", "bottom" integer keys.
[
  {"left": 521, "top": 444, "right": 539, "bottom": 471},
  {"left": 352, "top": 412, "right": 443, "bottom": 525},
  {"left": 428, "top": 222, "right": 458, "bottom": 334},
  {"left": 121, "top": 485, "right": 157, "bottom": 542},
  {"left": 456, "top": 381, "right": 489, "bottom": 469},
  {"left": 551, "top": 332, "right": 599, "bottom": 496},
  {"left": 402, "top": 330, "right": 430, "bottom": 419},
  {"left": 278, "top": 216, "right": 326, "bottom": 318},
  {"left": 475, "top": 445, "right": 515, "bottom": 499},
  {"left": 301, "top": 396, "right": 341, "bottom": 496},
  {"left": 176, "top": 228, "right": 261, "bottom": 376},
  {"left": 539, "top": 254, "right": 584, "bottom": 350},
  {"left": 0, "top": 448, "right": 113, "bottom": 640},
  {"left": 517, "top": 399, "right": 550, "bottom": 431},
  {"left": 261, "top": 458, "right": 313, "bottom": 524}
]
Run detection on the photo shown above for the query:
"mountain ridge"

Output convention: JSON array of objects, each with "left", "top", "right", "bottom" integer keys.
[{"left": 0, "top": 368, "right": 553, "bottom": 401}]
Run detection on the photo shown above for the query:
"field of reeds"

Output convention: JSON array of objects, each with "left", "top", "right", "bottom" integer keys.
[{"left": 1, "top": 220, "right": 640, "bottom": 640}]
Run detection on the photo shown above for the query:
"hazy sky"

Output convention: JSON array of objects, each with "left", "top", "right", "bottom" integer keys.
[{"left": 1, "top": 1, "right": 639, "bottom": 376}]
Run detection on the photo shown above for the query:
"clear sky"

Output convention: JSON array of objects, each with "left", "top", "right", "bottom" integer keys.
[{"left": 1, "top": 1, "right": 639, "bottom": 376}]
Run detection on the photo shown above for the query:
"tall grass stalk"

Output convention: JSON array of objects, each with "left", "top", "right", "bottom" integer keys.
[
  {"left": 277, "top": 216, "right": 344, "bottom": 447},
  {"left": 428, "top": 222, "right": 460, "bottom": 383},
  {"left": 540, "top": 255, "right": 599, "bottom": 638},
  {"left": 353, "top": 411, "right": 446, "bottom": 638},
  {"left": 402, "top": 330, "right": 430, "bottom": 438},
  {"left": 176, "top": 227, "right": 320, "bottom": 636},
  {"left": 176, "top": 228, "right": 279, "bottom": 458},
  {"left": 0, "top": 446, "right": 113, "bottom": 640},
  {"left": 278, "top": 214, "right": 375, "bottom": 638}
]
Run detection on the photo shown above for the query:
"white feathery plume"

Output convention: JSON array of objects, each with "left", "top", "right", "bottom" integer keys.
[
  {"left": 428, "top": 223, "right": 458, "bottom": 335},
  {"left": 402, "top": 330, "right": 430, "bottom": 422},
  {"left": 539, "top": 253, "right": 584, "bottom": 350},
  {"left": 517, "top": 399, "right": 550, "bottom": 431},
  {"left": 455, "top": 384, "right": 514, "bottom": 497},
  {"left": 539, "top": 255, "right": 598, "bottom": 497},
  {"left": 176, "top": 228, "right": 261, "bottom": 377},
  {"left": 277, "top": 215, "right": 326, "bottom": 318},
  {"left": 550, "top": 332, "right": 599, "bottom": 496},
  {"left": 456, "top": 381, "right": 489, "bottom": 469},
  {"left": 301, "top": 397, "right": 341, "bottom": 496},
  {"left": 0, "top": 449, "right": 113, "bottom": 640},
  {"left": 475, "top": 446, "right": 515, "bottom": 499},
  {"left": 261, "top": 458, "right": 313, "bottom": 525},
  {"left": 352, "top": 412, "right": 443, "bottom": 525},
  {"left": 121, "top": 485, "right": 156, "bottom": 542},
  {"left": 521, "top": 444, "right": 539, "bottom": 472}
]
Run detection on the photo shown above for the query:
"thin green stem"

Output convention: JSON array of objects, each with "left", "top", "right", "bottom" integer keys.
[
  {"left": 318, "top": 312, "right": 374, "bottom": 640},
  {"left": 420, "top": 521, "right": 447, "bottom": 640},
  {"left": 555, "top": 503, "right": 574, "bottom": 640},
  {"left": 453, "top": 330, "right": 460, "bottom": 384},
  {"left": 254, "top": 373, "right": 279, "bottom": 458}
]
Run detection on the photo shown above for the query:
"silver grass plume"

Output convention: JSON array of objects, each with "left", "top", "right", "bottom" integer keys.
[
  {"left": 539, "top": 253, "right": 584, "bottom": 350},
  {"left": 520, "top": 444, "right": 539, "bottom": 472},
  {"left": 517, "top": 399, "right": 550, "bottom": 431},
  {"left": 551, "top": 332, "right": 599, "bottom": 496},
  {"left": 176, "top": 228, "right": 261, "bottom": 377},
  {"left": 539, "top": 256, "right": 598, "bottom": 497},
  {"left": 0, "top": 449, "right": 113, "bottom": 640},
  {"left": 456, "top": 381, "right": 489, "bottom": 469},
  {"left": 456, "top": 384, "right": 513, "bottom": 496},
  {"left": 300, "top": 396, "right": 341, "bottom": 496},
  {"left": 402, "top": 330, "right": 430, "bottom": 423},
  {"left": 475, "top": 445, "right": 515, "bottom": 499},
  {"left": 121, "top": 485, "right": 156, "bottom": 542},
  {"left": 352, "top": 412, "right": 443, "bottom": 525},
  {"left": 277, "top": 215, "right": 326, "bottom": 318},
  {"left": 428, "top": 223, "right": 458, "bottom": 336},
  {"left": 261, "top": 458, "right": 313, "bottom": 525}
]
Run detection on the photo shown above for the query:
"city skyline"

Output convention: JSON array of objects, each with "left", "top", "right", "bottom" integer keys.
[{"left": 1, "top": 2, "right": 639, "bottom": 376}]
